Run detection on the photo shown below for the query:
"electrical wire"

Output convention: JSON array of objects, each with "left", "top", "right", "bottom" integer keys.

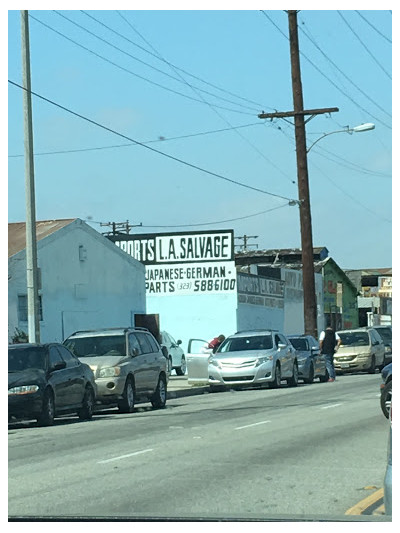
[
  {"left": 260, "top": 10, "right": 392, "bottom": 130},
  {"left": 29, "top": 14, "right": 254, "bottom": 117},
  {"left": 355, "top": 11, "right": 392, "bottom": 44},
  {"left": 337, "top": 11, "right": 391, "bottom": 80},
  {"left": 8, "top": 79, "right": 296, "bottom": 203}
]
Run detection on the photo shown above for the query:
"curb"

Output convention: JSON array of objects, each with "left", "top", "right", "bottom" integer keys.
[
  {"left": 345, "top": 488, "right": 384, "bottom": 516},
  {"left": 167, "top": 386, "right": 209, "bottom": 399}
]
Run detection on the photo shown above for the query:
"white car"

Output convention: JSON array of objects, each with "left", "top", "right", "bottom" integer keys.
[{"left": 161, "top": 331, "right": 186, "bottom": 376}]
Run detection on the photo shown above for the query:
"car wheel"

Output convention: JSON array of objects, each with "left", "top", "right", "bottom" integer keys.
[
  {"left": 303, "top": 362, "right": 314, "bottom": 384},
  {"left": 151, "top": 375, "right": 167, "bottom": 408},
  {"left": 380, "top": 381, "right": 392, "bottom": 419},
  {"left": 368, "top": 355, "right": 376, "bottom": 374},
  {"left": 37, "top": 389, "right": 55, "bottom": 426},
  {"left": 271, "top": 363, "right": 281, "bottom": 388},
  {"left": 319, "top": 369, "right": 329, "bottom": 383},
  {"left": 287, "top": 362, "right": 298, "bottom": 387},
  {"left": 175, "top": 356, "right": 186, "bottom": 376},
  {"left": 78, "top": 386, "right": 95, "bottom": 420},
  {"left": 118, "top": 377, "right": 135, "bottom": 413}
]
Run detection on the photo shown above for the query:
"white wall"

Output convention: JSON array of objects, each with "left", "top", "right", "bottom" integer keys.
[
  {"left": 146, "top": 292, "right": 238, "bottom": 354},
  {"left": 8, "top": 220, "right": 146, "bottom": 343}
]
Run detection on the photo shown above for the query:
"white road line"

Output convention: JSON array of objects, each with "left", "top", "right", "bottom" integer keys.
[
  {"left": 235, "top": 420, "right": 271, "bottom": 430},
  {"left": 97, "top": 448, "right": 153, "bottom": 464},
  {"left": 320, "top": 403, "right": 342, "bottom": 410}
]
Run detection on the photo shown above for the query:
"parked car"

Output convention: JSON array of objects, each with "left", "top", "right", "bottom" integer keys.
[
  {"left": 206, "top": 329, "right": 298, "bottom": 390},
  {"left": 8, "top": 343, "right": 96, "bottom": 426},
  {"left": 160, "top": 331, "right": 186, "bottom": 376},
  {"left": 374, "top": 325, "right": 392, "bottom": 365},
  {"left": 383, "top": 402, "right": 392, "bottom": 516},
  {"left": 380, "top": 363, "right": 392, "bottom": 419},
  {"left": 64, "top": 327, "right": 168, "bottom": 412},
  {"left": 334, "top": 327, "right": 385, "bottom": 374},
  {"left": 287, "top": 334, "right": 329, "bottom": 384}
]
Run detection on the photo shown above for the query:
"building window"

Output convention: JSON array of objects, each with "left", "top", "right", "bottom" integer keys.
[{"left": 18, "top": 294, "right": 43, "bottom": 322}]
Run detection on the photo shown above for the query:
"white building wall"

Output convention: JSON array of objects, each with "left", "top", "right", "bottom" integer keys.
[{"left": 8, "top": 220, "right": 146, "bottom": 343}]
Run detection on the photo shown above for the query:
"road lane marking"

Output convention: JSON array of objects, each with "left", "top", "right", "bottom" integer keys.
[
  {"left": 320, "top": 403, "right": 342, "bottom": 410},
  {"left": 97, "top": 448, "right": 153, "bottom": 464},
  {"left": 235, "top": 420, "right": 271, "bottom": 430},
  {"left": 345, "top": 488, "right": 384, "bottom": 515}
]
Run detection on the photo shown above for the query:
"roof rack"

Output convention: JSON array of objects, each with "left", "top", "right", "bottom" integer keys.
[{"left": 68, "top": 326, "right": 149, "bottom": 336}]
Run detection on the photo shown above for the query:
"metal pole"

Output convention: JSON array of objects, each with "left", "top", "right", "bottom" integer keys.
[
  {"left": 288, "top": 10, "right": 317, "bottom": 337},
  {"left": 21, "top": 10, "right": 40, "bottom": 342}
]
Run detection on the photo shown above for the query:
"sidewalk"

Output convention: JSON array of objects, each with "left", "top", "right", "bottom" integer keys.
[{"left": 167, "top": 375, "right": 209, "bottom": 399}]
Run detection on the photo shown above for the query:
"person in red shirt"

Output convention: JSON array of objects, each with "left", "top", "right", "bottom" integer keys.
[{"left": 207, "top": 334, "right": 226, "bottom": 353}]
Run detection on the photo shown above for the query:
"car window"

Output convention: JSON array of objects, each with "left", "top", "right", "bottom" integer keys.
[
  {"left": 277, "top": 334, "right": 287, "bottom": 346},
  {"left": 146, "top": 334, "right": 160, "bottom": 353},
  {"left": 65, "top": 335, "right": 126, "bottom": 357},
  {"left": 57, "top": 345, "right": 80, "bottom": 367},
  {"left": 129, "top": 334, "right": 142, "bottom": 356},
  {"left": 135, "top": 332, "right": 153, "bottom": 354},
  {"left": 219, "top": 335, "right": 273, "bottom": 352},
  {"left": 49, "top": 346, "right": 64, "bottom": 367},
  {"left": 8, "top": 346, "right": 47, "bottom": 372},
  {"left": 289, "top": 337, "right": 309, "bottom": 351},
  {"left": 375, "top": 327, "right": 391, "bottom": 343},
  {"left": 339, "top": 332, "right": 369, "bottom": 346}
]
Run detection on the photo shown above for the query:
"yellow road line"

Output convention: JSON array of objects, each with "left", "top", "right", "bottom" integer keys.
[{"left": 345, "top": 488, "right": 384, "bottom": 515}]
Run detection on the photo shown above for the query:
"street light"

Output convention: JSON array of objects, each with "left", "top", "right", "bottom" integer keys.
[{"left": 306, "top": 123, "right": 375, "bottom": 153}]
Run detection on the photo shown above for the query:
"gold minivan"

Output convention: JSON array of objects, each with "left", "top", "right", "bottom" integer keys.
[{"left": 334, "top": 327, "right": 385, "bottom": 373}]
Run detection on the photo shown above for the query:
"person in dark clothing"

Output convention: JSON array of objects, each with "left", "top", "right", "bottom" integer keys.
[{"left": 319, "top": 327, "right": 341, "bottom": 382}]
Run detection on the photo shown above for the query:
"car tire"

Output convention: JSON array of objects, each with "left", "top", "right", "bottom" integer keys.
[
  {"left": 78, "top": 386, "right": 95, "bottom": 420},
  {"left": 151, "top": 375, "right": 167, "bottom": 409},
  {"left": 37, "top": 389, "right": 55, "bottom": 426},
  {"left": 118, "top": 377, "right": 135, "bottom": 413},
  {"left": 271, "top": 363, "right": 281, "bottom": 388},
  {"left": 287, "top": 362, "right": 299, "bottom": 387},
  {"left": 303, "top": 362, "right": 314, "bottom": 384},
  {"left": 368, "top": 355, "right": 376, "bottom": 374},
  {"left": 380, "top": 380, "right": 392, "bottom": 419},
  {"left": 319, "top": 370, "right": 329, "bottom": 383},
  {"left": 175, "top": 356, "right": 186, "bottom": 376}
]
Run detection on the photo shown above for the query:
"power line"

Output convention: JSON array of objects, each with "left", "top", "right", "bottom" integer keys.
[
  {"left": 8, "top": 122, "right": 263, "bottom": 158},
  {"left": 355, "top": 11, "right": 392, "bottom": 44},
  {"left": 337, "top": 11, "right": 392, "bottom": 80},
  {"left": 260, "top": 10, "right": 392, "bottom": 130},
  {"left": 29, "top": 13, "right": 254, "bottom": 117},
  {"left": 8, "top": 79, "right": 295, "bottom": 203},
  {"left": 53, "top": 10, "right": 260, "bottom": 114}
]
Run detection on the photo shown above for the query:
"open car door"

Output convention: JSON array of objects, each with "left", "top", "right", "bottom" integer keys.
[{"left": 186, "top": 339, "right": 212, "bottom": 385}]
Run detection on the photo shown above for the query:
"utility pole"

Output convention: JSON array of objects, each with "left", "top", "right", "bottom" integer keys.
[
  {"left": 235, "top": 235, "right": 258, "bottom": 252},
  {"left": 21, "top": 10, "right": 40, "bottom": 343},
  {"left": 259, "top": 10, "right": 339, "bottom": 337},
  {"left": 100, "top": 220, "right": 142, "bottom": 236}
]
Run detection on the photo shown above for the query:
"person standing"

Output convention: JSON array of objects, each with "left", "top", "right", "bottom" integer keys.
[{"left": 319, "top": 326, "right": 341, "bottom": 382}]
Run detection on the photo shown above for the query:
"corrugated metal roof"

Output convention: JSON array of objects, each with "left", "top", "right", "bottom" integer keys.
[{"left": 8, "top": 219, "right": 76, "bottom": 258}]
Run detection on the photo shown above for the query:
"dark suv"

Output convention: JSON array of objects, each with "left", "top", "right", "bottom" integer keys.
[{"left": 64, "top": 327, "right": 167, "bottom": 413}]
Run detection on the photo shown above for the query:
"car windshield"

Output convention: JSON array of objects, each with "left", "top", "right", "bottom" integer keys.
[
  {"left": 338, "top": 332, "right": 369, "bottom": 346},
  {"left": 375, "top": 328, "right": 391, "bottom": 343},
  {"left": 64, "top": 335, "right": 126, "bottom": 357},
  {"left": 218, "top": 335, "right": 273, "bottom": 353},
  {"left": 289, "top": 338, "right": 309, "bottom": 351},
  {"left": 8, "top": 347, "right": 46, "bottom": 372}
]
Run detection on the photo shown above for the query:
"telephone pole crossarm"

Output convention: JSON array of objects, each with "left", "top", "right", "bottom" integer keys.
[{"left": 258, "top": 107, "right": 339, "bottom": 120}]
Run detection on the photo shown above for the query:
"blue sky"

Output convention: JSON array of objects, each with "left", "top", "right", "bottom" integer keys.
[{"left": 8, "top": 7, "right": 393, "bottom": 270}]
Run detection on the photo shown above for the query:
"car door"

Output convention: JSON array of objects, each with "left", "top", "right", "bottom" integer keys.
[
  {"left": 186, "top": 338, "right": 211, "bottom": 385},
  {"left": 370, "top": 329, "right": 385, "bottom": 366},
  {"left": 128, "top": 333, "right": 148, "bottom": 393},
  {"left": 308, "top": 336, "right": 323, "bottom": 376},
  {"left": 56, "top": 345, "right": 86, "bottom": 407},
  {"left": 47, "top": 345, "right": 70, "bottom": 410}
]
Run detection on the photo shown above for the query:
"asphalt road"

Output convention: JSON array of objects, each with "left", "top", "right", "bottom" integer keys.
[{"left": 8, "top": 373, "right": 390, "bottom": 521}]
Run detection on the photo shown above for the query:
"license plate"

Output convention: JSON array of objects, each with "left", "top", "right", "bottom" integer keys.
[{"left": 340, "top": 363, "right": 350, "bottom": 368}]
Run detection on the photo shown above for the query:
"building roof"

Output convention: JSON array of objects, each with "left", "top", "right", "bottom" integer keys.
[{"left": 8, "top": 219, "right": 76, "bottom": 258}]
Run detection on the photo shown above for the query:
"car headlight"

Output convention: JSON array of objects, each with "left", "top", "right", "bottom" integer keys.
[
  {"left": 98, "top": 366, "right": 121, "bottom": 378},
  {"left": 209, "top": 357, "right": 220, "bottom": 368},
  {"left": 255, "top": 355, "right": 273, "bottom": 366},
  {"left": 8, "top": 385, "right": 39, "bottom": 395}
]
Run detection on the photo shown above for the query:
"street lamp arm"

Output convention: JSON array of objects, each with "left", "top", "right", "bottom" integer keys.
[{"left": 306, "top": 128, "right": 351, "bottom": 153}]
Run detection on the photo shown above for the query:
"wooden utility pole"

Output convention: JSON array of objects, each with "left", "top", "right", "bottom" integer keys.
[
  {"left": 21, "top": 10, "right": 40, "bottom": 342},
  {"left": 235, "top": 235, "right": 258, "bottom": 252},
  {"left": 259, "top": 10, "right": 339, "bottom": 337}
]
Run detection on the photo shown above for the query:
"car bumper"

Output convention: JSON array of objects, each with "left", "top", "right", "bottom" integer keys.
[
  {"left": 94, "top": 376, "right": 126, "bottom": 403},
  {"left": 334, "top": 356, "right": 372, "bottom": 372},
  {"left": 8, "top": 393, "right": 43, "bottom": 420},
  {"left": 208, "top": 362, "right": 274, "bottom": 386}
]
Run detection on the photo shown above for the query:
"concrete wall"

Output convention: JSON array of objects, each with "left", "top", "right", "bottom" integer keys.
[{"left": 8, "top": 220, "right": 146, "bottom": 343}]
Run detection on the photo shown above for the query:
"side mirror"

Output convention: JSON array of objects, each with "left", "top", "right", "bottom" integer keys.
[
  {"left": 131, "top": 348, "right": 139, "bottom": 357},
  {"left": 177, "top": 340, "right": 182, "bottom": 345},
  {"left": 278, "top": 343, "right": 287, "bottom": 350},
  {"left": 50, "top": 361, "right": 66, "bottom": 372}
]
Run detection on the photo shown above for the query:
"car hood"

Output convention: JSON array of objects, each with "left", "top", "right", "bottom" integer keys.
[
  {"left": 335, "top": 346, "right": 370, "bottom": 356},
  {"left": 212, "top": 351, "right": 270, "bottom": 364},
  {"left": 76, "top": 354, "right": 129, "bottom": 370},
  {"left": 8, "top": 369, "right": 45, "bottom": 388}
]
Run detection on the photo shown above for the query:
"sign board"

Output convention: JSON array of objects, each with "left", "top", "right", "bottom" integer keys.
[
  {"left": 237, "top": 273, "right": 284, "bottom": 308},
  {"left": 108, "top": 230, "right": 236, "bottom": 296}
]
